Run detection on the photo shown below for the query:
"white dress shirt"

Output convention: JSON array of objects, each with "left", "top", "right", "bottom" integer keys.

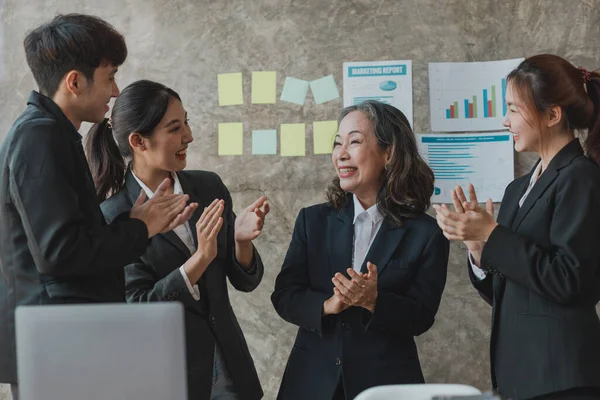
[
  {"left": 131, "top": 171, "right": 201, "bottom": 300},
  {"left": 470, "top": 162, "right": 543, "bottom": 279},
  {"left": 352, "top": 194, "right": 384, "bottom": 272}
]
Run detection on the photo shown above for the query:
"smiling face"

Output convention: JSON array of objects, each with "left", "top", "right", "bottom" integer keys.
[
  {"left": 76, "top": 64, "right": 120, "bottom": 124},
  {"left": 134, "top": 99, "right": 193, "bottom": 173},
  {"left": 503, "top": 80, "right": 544, "bottom": 153},
  {"left": 331, "top": 111, "right": 389, "bottom": 203}
]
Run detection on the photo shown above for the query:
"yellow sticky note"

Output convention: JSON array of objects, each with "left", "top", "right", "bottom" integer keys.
[
  {"left": 218, "top": 73, "right": 243, "bottom": 106},
  {"left": 251, "top": 71, "right": 276, "bottom": 104},
  {"left": 313, "top": 120, "right": 338, "bottom": 154},
  {"left": 218, "top": 123, "right": 243, "bottom": 155},
  {"left": 280, "top": 124, "right": 306, "bottom": 156}
]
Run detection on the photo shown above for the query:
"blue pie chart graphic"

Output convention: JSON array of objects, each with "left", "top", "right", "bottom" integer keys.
[{"left": 379, "top": 80, "right": 397, "bottom": 91}]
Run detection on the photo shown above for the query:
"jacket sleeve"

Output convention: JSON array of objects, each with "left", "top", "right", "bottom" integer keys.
[
  {"left": 212, "top": 173, "right": 264, "bottom": 292},
  {"left": 124, "top": 259, "right": 203, "bottom": 310},
  {"left": 481, "top": 170, "right": 600, "bottom": 305},
  {"left": 468, "top": 257, "right": 494, "bottom": 306},
  {"left": 271, "top": 208, "right": 331, "bottom": 337},
  {"left": 8, "top": 120, "right": 148, "bottom": 277}
]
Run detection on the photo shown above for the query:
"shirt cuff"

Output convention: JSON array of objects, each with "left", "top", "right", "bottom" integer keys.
[
  {"left": 469, "top": 251, "right": 487, "bottom": 281},
  {"left": 179, "top": 266, "right": 201, "bottom": 300}
]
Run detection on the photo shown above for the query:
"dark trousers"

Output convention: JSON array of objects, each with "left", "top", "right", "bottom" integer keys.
[{"left": 333, "top": 379, "right": 345, "bottom": 400}]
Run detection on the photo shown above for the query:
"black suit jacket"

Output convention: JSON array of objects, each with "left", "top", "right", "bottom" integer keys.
[
  {"left": 101, "top": 169, "right": 264, "bottom": 400},
  {"left": 470, "top": 140, "right": 600, "bottom": 400},
  {"left": 271, "top": 197, "right": 449, "bottom": 400},
  {"left": 0, "top": 92, "right": 148, "bottom": 383}
]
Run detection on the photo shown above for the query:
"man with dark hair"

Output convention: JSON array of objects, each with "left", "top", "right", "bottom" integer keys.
[{"left": 0, "top": 14, "right": 197, "bottom": 398}]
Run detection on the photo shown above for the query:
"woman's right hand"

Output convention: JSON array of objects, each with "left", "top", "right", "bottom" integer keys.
[
  {"left": 450, "top": 184, "right": 494, "bottom": 266},
  {"left": 130, "top": 178, "right": 198, "bottom": 238},
  {"left": 195, "top": 199, "right": 224, "bottom": 263},
  {"left": 183, "top": 199, "right": 224, "bottom": 284}
]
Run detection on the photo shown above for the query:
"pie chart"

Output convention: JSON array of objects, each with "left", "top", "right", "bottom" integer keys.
[{"left": 379, "top": 80, "right": 397, "bottom": 91}]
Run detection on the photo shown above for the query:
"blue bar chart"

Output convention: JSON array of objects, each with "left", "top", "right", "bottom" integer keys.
[{"left": 429, "top": 59, "right": 522, "bottom": 132}]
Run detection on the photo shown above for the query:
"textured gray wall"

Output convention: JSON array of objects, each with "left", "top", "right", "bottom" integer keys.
[{"left": 1, "top": 0, "right": 600, "bottom": 399}]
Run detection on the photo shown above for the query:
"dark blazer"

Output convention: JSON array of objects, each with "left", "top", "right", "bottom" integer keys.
[
  {"left": 271, "top": 197, "right": 449, "bottom": 400},
  {"left": 470, "top": 139, "right": 600, "bottom": 400},
  {"left": 101, "top": 169, "right": 264, "bottom": 400},
  {"left": 0, "top": 92, "right": 148, "bottom": 383}
]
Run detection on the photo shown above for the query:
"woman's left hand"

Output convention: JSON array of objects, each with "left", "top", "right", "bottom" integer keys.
[
  {"left": 234, "top": 195, "right": 270, "bottom": 243},
  {"left": 332, "top": 262, "right": 378, "bottom": 312},
  {"left": 432, "top": 184, "right": 498, "bottom": 242}
]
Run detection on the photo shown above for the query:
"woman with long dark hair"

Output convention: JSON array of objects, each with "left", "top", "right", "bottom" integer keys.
[
  {"left": 86, "top": 80, "right": 267, "bottom": 400},
  {"left": 272, "top": 100, "right": 449, "bottom": 400}
]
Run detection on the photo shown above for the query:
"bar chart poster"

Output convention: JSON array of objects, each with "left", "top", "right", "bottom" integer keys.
[
  {"left": 429, "top": 58, "right": 523, "bottom": 132},
  {"left": 416, "top": 133, "right": 514, "bottom": 203},
  {"left": 343, "top": 60, "right": 413, "bottom": 128}
]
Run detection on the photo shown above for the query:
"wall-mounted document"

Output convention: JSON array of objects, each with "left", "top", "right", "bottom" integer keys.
[
  {"left": 416, "top": 133, "right": 514, "bottom": 203},
  {"left": 429, "top": 58, "right": 523, "bottom": 132},
  {"left": 343, "top": 60, "right": 413, "bottom": 128}
]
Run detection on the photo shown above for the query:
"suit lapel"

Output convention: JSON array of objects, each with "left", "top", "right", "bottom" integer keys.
[
  {"left": 327, "top": 196, "right": 407, "bottom": 278},
  {"left": 176, "top": 171, "right": 207, "bottom": 247},
  {"left": 360, "top": 218, "right": 407, "bottom": 275},
  {"left": 497, "top": 171, "right": 532, "bottom": 229},
  {"left": 510, "top": 139, "right": 583, "bottom": 232},
  {"left": 511, "top": 167, "right": 557, "bottom": 231},
  {"left": 328, "top": 199, "right": 354, "bottom": 276},
  {"left": 124, "top": 170, "right": 192, "bottom": 258}
]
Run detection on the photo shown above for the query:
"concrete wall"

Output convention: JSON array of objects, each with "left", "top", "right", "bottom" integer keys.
[{"left": 1, "top": 0, "right": 600, "bottom": 398}]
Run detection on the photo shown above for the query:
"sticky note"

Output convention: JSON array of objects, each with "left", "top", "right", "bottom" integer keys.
[
  {"left": 218, "top": 73, "right": 243, "bottom": 106},
  {"left": 280, "top": 77, "right": 309, "bottom": 105},
  {"left": 251, "top": 71, "right": 276, "bottom": 104},
  {"left": 280, "top": 124, "right": 306, "bottom": 156},
  {"left": 218, "top": 123, "right": 243, "bottom": 155},
  {"left": 252, "top": 130, "right": 277, "bottom": 155},
  {"left": 313, "top": 120, "right": 338, "bottom": 154},
  {"left": 309, "top": 75, "right": 340, "bottom": 104}
]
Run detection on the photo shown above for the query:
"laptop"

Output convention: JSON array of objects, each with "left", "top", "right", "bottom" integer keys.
[{"left": 15, "top": 302, "right": 188, "bottom": 400}]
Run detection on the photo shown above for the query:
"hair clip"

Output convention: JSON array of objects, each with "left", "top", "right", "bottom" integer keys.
[{"left": 578, "top": 66, "right": 592, "bottom": 83}]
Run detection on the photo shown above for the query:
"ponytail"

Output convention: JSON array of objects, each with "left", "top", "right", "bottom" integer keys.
[
  {"left": 84, "top": 118, "right": 126, "bottom": 201},
  {"left": 584, "top": 71, "right": 600, "bottom": 165}
]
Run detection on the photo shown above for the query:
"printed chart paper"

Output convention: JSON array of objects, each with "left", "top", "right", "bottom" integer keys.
[
  {"left": 343, "top": 60, "right": 413, "bottom": 127},
  {"left": 429, "top": 58, "right": 523, "bottom": 132},
  {"left": 416, "top": 132, "right": 514, "bottom": 203}
]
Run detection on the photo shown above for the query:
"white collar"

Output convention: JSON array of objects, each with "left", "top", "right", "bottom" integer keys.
[
  {"left": 529, "top": 162, "right": 543, "bottom": 187},
  {"left": 352, "top": 194, "right": 383, "bottom": 225},
  {"left": 131, "top": 170, "right": 184, "bottom": 198}
]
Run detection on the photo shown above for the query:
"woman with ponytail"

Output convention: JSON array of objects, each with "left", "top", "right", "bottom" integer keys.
[
  {"left": 86, "top": 80, "right": 266, "bottom": 400},
  {"left": 434, "top": 55, "right": 600, "bottom": 399}
]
